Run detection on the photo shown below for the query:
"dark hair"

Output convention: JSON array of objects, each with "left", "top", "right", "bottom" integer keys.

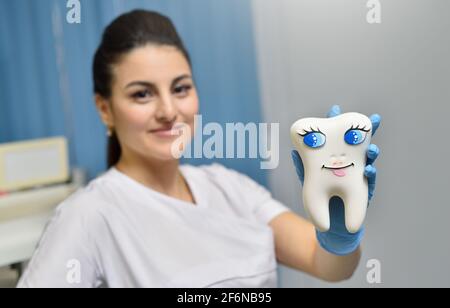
[{"left": 93, "top": 10, "right": 191, "bottom": 168}]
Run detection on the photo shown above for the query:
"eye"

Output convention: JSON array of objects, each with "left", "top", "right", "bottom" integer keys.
[
  {"left": 173, "top": 85, "right": 192, "bottom": 97},
  {"left": 344, "top": 130, "right": 367, "bottom": 145},
  {"left": 131, "top": 89, "right": 153, "bottom": 102},
  {"left": 302, "top": 132, "right": 326, "bottom": 148}
]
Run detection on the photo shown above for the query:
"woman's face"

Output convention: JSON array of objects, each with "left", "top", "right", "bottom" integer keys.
[{"left": 97, "top": 45, "right": 199, "bottom": 163}]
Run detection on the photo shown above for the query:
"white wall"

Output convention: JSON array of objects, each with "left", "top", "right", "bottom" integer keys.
[{"left": 251, "top": 0, "right": 450, "bottom": 287}]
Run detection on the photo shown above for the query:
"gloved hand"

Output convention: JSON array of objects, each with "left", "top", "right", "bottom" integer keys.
[{"left": 291, "top": 105, "right": 381, "bottom": 256}]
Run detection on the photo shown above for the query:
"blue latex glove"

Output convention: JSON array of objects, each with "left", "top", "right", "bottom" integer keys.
[{"left": 291, "top": 105, "right": 381, "bottom": 256}]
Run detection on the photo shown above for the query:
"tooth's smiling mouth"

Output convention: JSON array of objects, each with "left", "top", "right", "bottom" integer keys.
[{"left": 322, "top": 163, "right": 355, "bottom": 170}]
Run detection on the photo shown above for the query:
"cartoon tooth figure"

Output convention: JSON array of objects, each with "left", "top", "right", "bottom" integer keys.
[{"left": 290, "top": 112, "right": 372, "bottom": 233}]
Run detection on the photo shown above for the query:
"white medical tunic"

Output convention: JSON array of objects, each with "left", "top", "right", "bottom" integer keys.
[{"left": 18, "top": 163, "right": 291, "bottom": 288}]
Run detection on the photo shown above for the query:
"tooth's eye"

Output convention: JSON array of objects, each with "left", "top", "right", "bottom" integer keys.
[
  {"left": 303, "top": 132, "right": 326, "bottom": 148},
  {"left": 344, "top": 130, "right": 367, "bottom": 145}
]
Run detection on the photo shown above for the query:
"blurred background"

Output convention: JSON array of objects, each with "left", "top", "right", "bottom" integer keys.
[{"left": 1, "top": 0, "right": 449, "bottom": 287}]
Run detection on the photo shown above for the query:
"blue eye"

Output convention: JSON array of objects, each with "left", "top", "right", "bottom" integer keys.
[
  {"left": 344, "top": 130, "right": 366, "bottom": 145},
  {"left": 302, "top": 132, "right": 326, "bottom": 148}
]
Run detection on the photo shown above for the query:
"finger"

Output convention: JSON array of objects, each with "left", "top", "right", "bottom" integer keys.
[
  {"left": 366, "top": 144, "right": 380, "bottom": 165},
  {"left": 291, "top": 150, "right": 305, "bottom": 185},
  {"left": 370, "top": 114, "right": 381, "bottom": 136},
  {"left": 327, "top": 105, "right": 341, "bottom": 118},
  {"left": 365, "top": 165, "right": 377, "bottom": 201}
]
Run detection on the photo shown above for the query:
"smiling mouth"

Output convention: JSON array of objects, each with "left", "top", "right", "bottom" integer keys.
[
  {"left": 322, "top": 163, "right": 355, "bottom": 177},
  {"left": 322, "top": 163, "right": 355, "bottom": 170}
]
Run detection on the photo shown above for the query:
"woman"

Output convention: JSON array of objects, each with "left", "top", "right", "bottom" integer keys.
[{"left": 18, "top": 10, "right": 380, "bottom": 288}]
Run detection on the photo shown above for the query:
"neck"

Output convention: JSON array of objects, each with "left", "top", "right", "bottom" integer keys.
[{"left": 115, "top": 151, "right": 184, "bottom": 198}]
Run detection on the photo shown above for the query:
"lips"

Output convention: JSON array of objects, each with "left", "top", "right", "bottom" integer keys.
[
  {"left": 149, "top": 125, "right": 174, "bottom": 133},
  {"left": 322, "top": 163, "right": 355, "bottom": 177},
  {"left": 149, "top": 123, "right": 186, "bottom": 138}
]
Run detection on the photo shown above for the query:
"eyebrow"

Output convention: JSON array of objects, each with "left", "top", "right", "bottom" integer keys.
[{"left": 125, "top": 74, "right": 192, "bottom": 89}]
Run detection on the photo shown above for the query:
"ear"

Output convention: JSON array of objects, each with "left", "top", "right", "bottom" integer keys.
[{"left": 95, "top": 94, "right": 115, "bottom": 128}]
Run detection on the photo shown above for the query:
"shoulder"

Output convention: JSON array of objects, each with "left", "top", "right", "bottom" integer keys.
[
  {"left": 181, "top": 163, "right": 290, "bottom": 224},
  {"left": 52, "top": 169, "right": 119, "bottom": 225}
]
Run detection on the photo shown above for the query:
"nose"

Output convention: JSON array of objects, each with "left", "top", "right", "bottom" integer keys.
[
  {"left": 155, "top": 95, "right": 177, "bottom": 122},
  {"left": 330, "top": 154, "right": 347, "bottom": 166}
]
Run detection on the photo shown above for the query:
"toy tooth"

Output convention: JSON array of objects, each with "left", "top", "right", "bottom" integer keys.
[{"left": 290, "top": 112, "right": 373, "bottom": 233}]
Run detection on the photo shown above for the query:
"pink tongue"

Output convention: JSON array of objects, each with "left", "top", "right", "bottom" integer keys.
[{"left": 332, "top": 169, "right": 347, "bottom": 177}]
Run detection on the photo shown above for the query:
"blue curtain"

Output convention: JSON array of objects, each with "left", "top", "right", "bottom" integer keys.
[{"left": 0, "top": 0, "right": 267, "bottom": 186}]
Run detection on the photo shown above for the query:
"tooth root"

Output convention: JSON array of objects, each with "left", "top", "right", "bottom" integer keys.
[
  {"left": 303, "top": 187, "right": 331, "bottom": 232},
  {"left": 342, "top": 193, "right": 368, "bottom": 234}
]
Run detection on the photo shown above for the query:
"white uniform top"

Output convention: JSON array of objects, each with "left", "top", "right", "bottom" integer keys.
[{"left": 18, "top": 163, "right": 291, "bottom": 288}]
